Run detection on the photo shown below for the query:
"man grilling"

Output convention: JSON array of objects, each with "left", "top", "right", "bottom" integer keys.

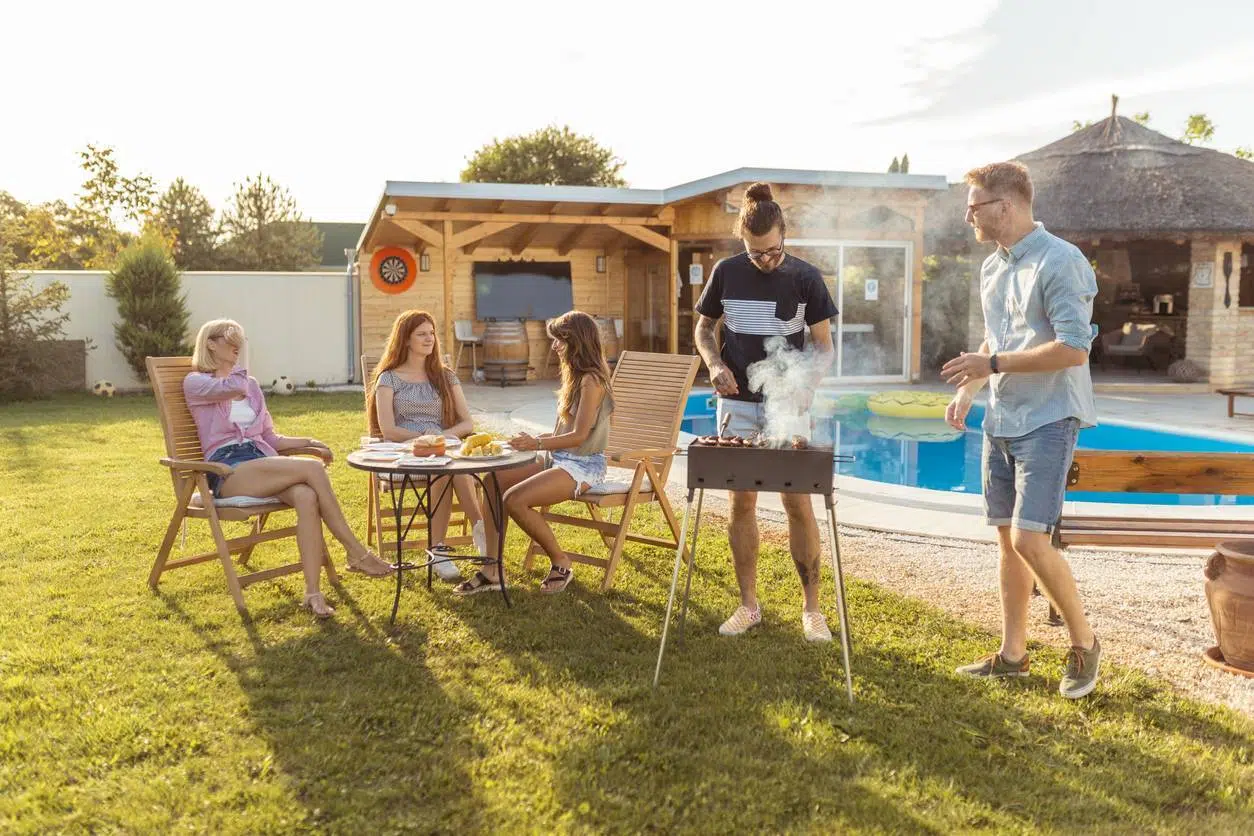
[{"left": 694, "top": 182, "right": 838, "bottom": 642}]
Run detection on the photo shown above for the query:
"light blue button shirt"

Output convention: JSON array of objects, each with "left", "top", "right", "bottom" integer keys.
[{"left": 981, "top": 223, "right": 1098, "bottom": 438}]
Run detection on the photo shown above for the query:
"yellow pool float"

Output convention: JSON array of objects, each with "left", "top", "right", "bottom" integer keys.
[
  {"left": 867, "top": 415, "right": 962, "bottom": 443},
  {"left": 866, "top": 390, "right": 951, "bottom": 419}
]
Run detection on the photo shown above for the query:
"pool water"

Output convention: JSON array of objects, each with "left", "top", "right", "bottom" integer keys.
[{"left": 680, "top": 392, "right": 1254, "bottom": 506}]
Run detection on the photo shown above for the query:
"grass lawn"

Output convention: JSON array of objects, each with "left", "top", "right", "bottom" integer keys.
[{"left": 2, "top": 392, "right": 1253, "bottom": 834}]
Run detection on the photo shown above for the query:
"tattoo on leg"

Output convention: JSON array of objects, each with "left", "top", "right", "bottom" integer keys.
[{"left": 794, "top": 556, "right": 820, "bottom": 588}]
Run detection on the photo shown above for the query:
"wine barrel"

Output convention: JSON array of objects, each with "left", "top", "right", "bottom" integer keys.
[
  {"left": 481, "top": 319, "right": 530, "bottom": 386},
  {"left": 596, "top": 317, "right": 620, "bottom": 364}
]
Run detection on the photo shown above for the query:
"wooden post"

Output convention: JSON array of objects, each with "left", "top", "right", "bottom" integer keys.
[
  {"left": 668, "top": 238, "right": 679, "bottom": 353},
  {"left": 442, "top": 220, "right": 454, "bottom": 352}
]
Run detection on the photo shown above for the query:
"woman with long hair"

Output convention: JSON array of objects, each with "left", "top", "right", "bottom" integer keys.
[
  {"left": 184, "top": 319, "right": 393, "bottom": 619},
  {"left": 454, "top": 310, "right": 614, "bottom": 596},
  {"left": 370, "top": 310, "right": 486, "bottom": 579}
]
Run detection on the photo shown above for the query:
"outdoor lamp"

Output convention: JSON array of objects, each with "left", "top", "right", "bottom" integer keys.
[
  {"left": 419, "top": 253, "right": 431, "bottom": 272},
  {"left": 596, "top": 254, "right": 607, "bottom": 273}
]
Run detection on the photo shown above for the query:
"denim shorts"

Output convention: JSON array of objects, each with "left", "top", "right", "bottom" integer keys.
[
  {"left": 205, "top": 441, "right": 268, "bottom": 497},
  {"left": 982, "top": 418, "right": 1080, "bottom": 533},
  {"left": 545, "top": 450, "right": 607, "bottom": 497}
]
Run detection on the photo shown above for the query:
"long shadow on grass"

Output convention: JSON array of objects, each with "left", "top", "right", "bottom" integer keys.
[
  {"left": 158, "top": 593, "right": 486, "bottom": 833},
  {"left": 426, "top": 547, "right": 1254, "bottom": 833}
]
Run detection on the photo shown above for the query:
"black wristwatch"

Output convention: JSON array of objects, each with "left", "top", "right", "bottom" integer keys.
[{"left": 989, "top": 353, "right": 1000, "bottom": 374}]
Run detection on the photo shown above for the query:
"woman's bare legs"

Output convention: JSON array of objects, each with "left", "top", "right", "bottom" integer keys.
[
  {"left": 426, "top": 475, "right": 456, "bottom": 545},
  {"left": 452, "top": 475, "right": 484, "bottom": 526},
  {"left": 219, "top": 457, "right": 380, "bottom": 567},
  {"left": 502, "top": 469, "right": 580, "bottom": 589},
  {"left": 476, "top": 459, "right": 545, "bottom": 582},
  {"left": 274, "top": 484, "right": 334, "bottom": 615}
]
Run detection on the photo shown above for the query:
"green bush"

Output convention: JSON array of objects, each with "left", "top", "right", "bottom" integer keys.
[
  {"left": 0, "top": 223, "right": 75, "bottom": 401},
  {"left": 106, "top": 235, "right": 191, "bottom": 381}
]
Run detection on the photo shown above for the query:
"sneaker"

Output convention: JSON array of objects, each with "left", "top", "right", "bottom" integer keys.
[
  {"left": 1059, "top": 636, "right": 1101, "bottom": 699},
  {"left": 801, "top": 610, "right": 833, "bottom": 642},
  {"left": 955, "top": 651, "right": 1030, "bottom": 679},
  {"left": 472, "top": 520, "right": 487, "bottom": 557},
  {"left": 429, "top": 545, "right": 462, "bottom": 582},
  {"left": 718, "top": 605, "right": 762, "bottom": 636}
]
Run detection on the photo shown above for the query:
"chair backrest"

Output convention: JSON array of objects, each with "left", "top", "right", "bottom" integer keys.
[
  {"left": 146, "top": 356, "right": 205, "bottom": 497},
  {"left": 361, "top": 354, "right": 381, "bottom": 437},
  {"left": 454, "top": 320, "right": 476, "bottom": 341},
  {"left": 604, "top": 351, "right": 700, "bottom": 483}
]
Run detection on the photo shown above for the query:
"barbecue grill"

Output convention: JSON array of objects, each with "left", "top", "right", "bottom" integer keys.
[{"left": 653, "top": 436, "right": 857, "bottom": 702}]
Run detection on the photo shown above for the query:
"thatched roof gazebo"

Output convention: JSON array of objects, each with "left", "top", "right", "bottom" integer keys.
[{"left": 931, "top": 111, "right": 1254, "bottom": 387}]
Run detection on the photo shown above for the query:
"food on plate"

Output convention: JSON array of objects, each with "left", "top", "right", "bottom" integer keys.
[
  {"left": 410, "top": 434, "right": 447, "bottom": 456},
  {"left": 463, "top": 440, "right": 505, "bottom": 458},
  {"left": 460, "top": 432, "right": 494, "bottom": 455}
]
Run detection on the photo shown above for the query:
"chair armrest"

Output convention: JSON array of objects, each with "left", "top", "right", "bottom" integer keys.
[
  {"left": 160, "top": 458, "right": 231, "bottom": 476},
  {"left": 610, "top": 447, "right": 678, "bottom": 464},
  {"left": 279, "top": 446, "right": 334, "bottom": 464}
]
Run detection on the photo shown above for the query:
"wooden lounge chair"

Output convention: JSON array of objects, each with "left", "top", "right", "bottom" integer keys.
[
  {"left": 146, "top": 356, "right": 337, "bottom": 614},
  {"left": 523, "top": 351, "right": 701, "bottom": 589},
  {"left": 361, "top": 355, "right": 472, "bottom": 557},
  {"left": 1217, "top": 389, "right": 1254, "bottom": 419}
]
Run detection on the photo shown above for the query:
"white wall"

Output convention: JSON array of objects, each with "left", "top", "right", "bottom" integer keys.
[{"left": 30, "top": 271, "right": 354, "bottom": 390}]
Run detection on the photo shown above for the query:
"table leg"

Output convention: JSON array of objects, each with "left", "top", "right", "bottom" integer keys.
[{"left": 653, "top": 489, "right": 695, "bottom": 689}]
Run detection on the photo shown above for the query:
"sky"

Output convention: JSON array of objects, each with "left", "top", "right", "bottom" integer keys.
[{"left": 2, "top": 0, "right": 1252, "bottom": 223}]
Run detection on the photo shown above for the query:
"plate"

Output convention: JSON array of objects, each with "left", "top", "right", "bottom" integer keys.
[
  {"left": 452, "top": 446, "right": 519, "bottom": 462},
  {"left": 394, "top": 455, "right": 452, "bottom": 468},
  {"left": 357, "top": 451, "right": 404, "bottom": 463},
  {"left": 362, "top": 441, "right": 411, "bottom": 452}
]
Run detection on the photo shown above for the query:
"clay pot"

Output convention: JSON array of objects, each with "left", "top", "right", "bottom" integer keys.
[{"left": 1204, "top": 541, "right": 1254, "bottom": 671}]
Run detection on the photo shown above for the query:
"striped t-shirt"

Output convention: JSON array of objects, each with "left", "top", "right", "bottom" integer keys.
[{"left": 695, "top": 252, "right": 838, "bottom": 403}]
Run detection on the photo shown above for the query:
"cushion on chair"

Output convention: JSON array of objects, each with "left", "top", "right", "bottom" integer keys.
[
  {"left": 584, "top": 471, "right": 654, "bottom": 496},
  {"left": 190, "top": 492, "right": 281, "bottom": 508}
]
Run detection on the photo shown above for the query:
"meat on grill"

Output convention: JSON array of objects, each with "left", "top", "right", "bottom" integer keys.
[{"left": 694, "top": 434, "right": 809, "bottom": 449}]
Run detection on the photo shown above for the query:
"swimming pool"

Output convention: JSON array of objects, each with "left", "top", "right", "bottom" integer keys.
[{"left": 680, "top": 392, "right": 1254, "bottom": 506}]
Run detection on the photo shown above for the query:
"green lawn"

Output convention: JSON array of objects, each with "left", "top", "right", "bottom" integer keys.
[{"left": 2, "top": 393, "right": 1252, "bottom": 834}]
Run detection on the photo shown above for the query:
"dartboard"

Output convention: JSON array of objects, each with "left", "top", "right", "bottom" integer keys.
[
  {"left": 369, "top": 247, "right": 417, "bottom": 294},
  {"left": 379, "top": 255, "right": 409, "bottom": 285}
]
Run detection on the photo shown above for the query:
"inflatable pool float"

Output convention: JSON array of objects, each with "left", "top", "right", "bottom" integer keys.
[
  {"left": 814, "top": 392, "right": 870, "bottom": 417},
  {"left": 867, "top": 390, "right": 951, "bottom": 419},
  {"left": 867, "top": 415, "right": 962, "bottom": 443}
]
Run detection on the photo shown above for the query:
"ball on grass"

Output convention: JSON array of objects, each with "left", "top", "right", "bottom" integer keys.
[
  {"left": 271, "top": 376, "right": 296, "bottom": 396},
  {"left": 91, "top": 380, "right": 116, "bottom": 398}
]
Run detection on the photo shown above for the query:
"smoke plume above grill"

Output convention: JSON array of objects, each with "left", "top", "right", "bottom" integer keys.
[{"left": 747, "top": 336, "right": 834, "bottom": 442}]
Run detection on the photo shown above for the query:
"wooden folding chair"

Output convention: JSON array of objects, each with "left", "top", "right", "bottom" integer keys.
[
  {"left": 146, "top": 356, "right": 337, "bottom": 614},
  {"left": 361, "top": 355, "right": 472, "bottom": 556},
  {"left": 523, "top": 351, "right": 700, "bottom": 589}
]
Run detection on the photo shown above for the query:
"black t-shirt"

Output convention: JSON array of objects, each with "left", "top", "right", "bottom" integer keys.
[{"left": 695, "top": 252, "right": 838, "bottom": 403}]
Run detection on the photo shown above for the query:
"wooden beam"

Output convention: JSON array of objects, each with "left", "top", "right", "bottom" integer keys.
[
  {"left": 599, "top": 203, "right": 618, "bottom": 215},
  {"left": 442, "top": 221, "right": 454, "bottom": 350},
  {"left": 668, "top": 239, "right": 679, "bottom": 353},
  {"left": 449, "top": 222, "right": 520, "bottom": 250},
  {"left": 557, "top": 225, "right": 594, "bottom": 256},
  {"left": 609, "top": 223, "right": 671, "bottom": 252},
  {"left": 510, "top": 224, "right": 543, "bottom": 255},
  {"left": 385, "top": 217, "right": 443, "bottom": 249},
  {"left": 396, "top": 210, "right": 671, "bottom": 226},
  {"left": 433, "top": 199, "right": 450, "bottom": 211},
  {"left": 494, "top": 200, "right": 508, "bottom": 212}
]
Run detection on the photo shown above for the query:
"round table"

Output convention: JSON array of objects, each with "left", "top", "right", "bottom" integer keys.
[{"left": 346, "top": 448, "right": 537, "bottom": 622}]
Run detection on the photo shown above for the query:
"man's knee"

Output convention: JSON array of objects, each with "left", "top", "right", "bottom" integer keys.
[
  {"left": 780, "top": 494, "right": 815, "bottom": 522},
  {"left": 729, "top": 491, "right": 758, "bottom": 517},
  {"left": 1010, "top": 528, "right": 1053, "bottom": 564}
]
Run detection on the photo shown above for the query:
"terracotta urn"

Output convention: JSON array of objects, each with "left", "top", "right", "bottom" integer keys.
[{"left": 1204, "top": 541, "right": 1254, "bottom": 671}]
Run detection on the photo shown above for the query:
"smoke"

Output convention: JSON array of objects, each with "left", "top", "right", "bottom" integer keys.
[{"left": 747, "top": 336, "right": 834, "bottom": 442}]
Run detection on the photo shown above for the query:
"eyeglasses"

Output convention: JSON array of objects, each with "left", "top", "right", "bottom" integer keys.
[
  {"left": 966, "top": 198, "right": 1004, "bottom": 214},
  {"left": 747, "top": 241, "right": 784, "bottom": 260}
]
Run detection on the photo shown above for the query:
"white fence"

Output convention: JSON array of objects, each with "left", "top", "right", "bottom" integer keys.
[{"left": 29, "top": 271, "right": 355, "bottom": 390}]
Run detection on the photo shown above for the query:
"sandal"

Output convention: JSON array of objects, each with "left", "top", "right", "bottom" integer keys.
[
  {"left": 453, "top": 571, "right": 503, "bottom": 596},
  {"left": 347, "top": 548, "right": 394, "bottom": 577},
  {"left": 540, "top": 564, "right": 574, "bottom": 594},
  {"left": 302, "top": 592, "right": 335, "bottom": 619}
]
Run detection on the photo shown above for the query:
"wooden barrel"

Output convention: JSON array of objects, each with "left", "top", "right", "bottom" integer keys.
[
  {"left": 481, "top": 319, "right": 530, "bottom": 386},
  {"left": 597, "top": 317, "right": 620, "bottom": 364}
]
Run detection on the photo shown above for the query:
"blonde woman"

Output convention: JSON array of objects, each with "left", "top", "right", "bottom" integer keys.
[
  {"left": 370, "top": 310, "right": 487, "bottom": 579},
  {"left": 183, "top": 319, "right": 393, "bottom": 619},
  {"left": 454, "top": 310, "right": 614, "bottom": 596}
]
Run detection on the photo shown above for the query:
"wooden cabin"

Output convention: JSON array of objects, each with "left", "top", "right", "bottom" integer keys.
[{"left": 353, "top": 168, "right": 948, "bottom": 383}]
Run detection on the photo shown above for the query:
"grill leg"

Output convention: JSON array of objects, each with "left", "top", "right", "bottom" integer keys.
[
  {"left": 825, "top": 495, "right": 855, "bottom": 703},
  {"left": 676, "top": 488, "right": 705, "bottom": 647},
  {"left": 653, "top": 489, "right": 696, "bottom": 689}
]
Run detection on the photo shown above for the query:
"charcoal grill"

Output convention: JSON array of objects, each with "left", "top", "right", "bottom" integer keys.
[{"left": 653, "top": 439, "right": 857, "bottom": 702}]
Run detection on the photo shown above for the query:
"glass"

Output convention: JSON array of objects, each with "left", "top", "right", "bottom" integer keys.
[
  {"left": 747, "top": 242, "right": 785, "bottom": 260},
  {"left": 965, "top": 198, "right": 1003, "bottom": 214}
]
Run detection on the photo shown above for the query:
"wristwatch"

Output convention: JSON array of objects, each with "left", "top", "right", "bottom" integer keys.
[{"left": 989, "top": 353, "right": 1000, "bottom": 374}]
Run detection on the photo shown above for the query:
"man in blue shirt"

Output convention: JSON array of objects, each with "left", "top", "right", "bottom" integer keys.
[{"left": 942, "top": 161, "right": 1101, "bottom": 699}]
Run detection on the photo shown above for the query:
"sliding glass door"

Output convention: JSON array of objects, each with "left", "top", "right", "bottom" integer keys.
[{"left": 786, "top": 239, "right": 912, "bottom": 381}]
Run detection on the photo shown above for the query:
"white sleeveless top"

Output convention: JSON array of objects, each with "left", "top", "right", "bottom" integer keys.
[{"left": 229, "top": 398, "right": 257, "bottom": 428}]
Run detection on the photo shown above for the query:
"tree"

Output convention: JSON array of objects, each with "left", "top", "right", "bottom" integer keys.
[
  {"left": 0, "top": 220, "right": 75, "bottom": 400},
  {"left": 900, "top": 153, "right": 910, "bottom": 173},
  {"left": 460, "top": 125, "right": 627, "bottom": 187},
  {"left": 216, "top": 174, "right": 322, "bottom": 271},
  {"left": 1237, "top": 147, "right": 1253, "bottom": 161},
  {"left": 1181, "top": 113, "right": 1215, "bottom": 145},
  {"left": 78, "top": 144, "right": 156, "bottom": 228},
  {"left": 151, "top": 178, "right": 218, "bottom": 270},
  {"left": 1132, "top": 111, "right": 1151, "bottom": 126},
  {"left": 105, "top": 235, "right": 191, "bottom": 381},
  {"left": 888, "top": 156, "right": 900, "bottom": 173}
]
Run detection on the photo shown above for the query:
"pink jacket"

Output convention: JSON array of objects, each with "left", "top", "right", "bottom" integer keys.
[{"left": 183, "top": 368, "right": 285, "bottom": 459}]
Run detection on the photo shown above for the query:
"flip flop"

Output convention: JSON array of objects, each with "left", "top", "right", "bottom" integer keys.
[
  {"left": 453, "top": 571, "right": 503, "bottom": 596},
  {"left": 539, "top": 564, "right": 574, "bottom": 594}
]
